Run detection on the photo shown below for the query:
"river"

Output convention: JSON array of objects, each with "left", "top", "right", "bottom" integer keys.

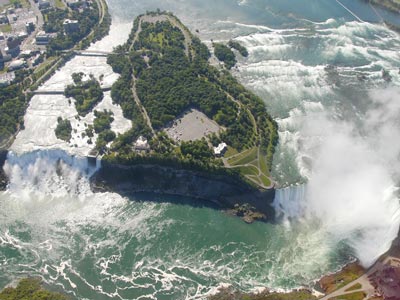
[{"left": 1, "top": 0, "right": 400, "bottom": 299}]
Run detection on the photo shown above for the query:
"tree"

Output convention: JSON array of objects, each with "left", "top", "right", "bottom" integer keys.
[{"left": 213, "top": 43, "right": 237, "bottom": 69}]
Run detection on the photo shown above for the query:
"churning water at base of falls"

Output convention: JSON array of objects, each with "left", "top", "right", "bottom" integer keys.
[
  {"left": 2, "top": 0, "right": 400, "bottom": 299},
  {"left": 0, "top": 152, "right": 352, "bottom": 299}
]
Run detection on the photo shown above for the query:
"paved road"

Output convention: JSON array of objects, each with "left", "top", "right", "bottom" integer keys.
[
  {"left": 131, "top": 77, "right": 156, "bottom": 136},
  {"left": 319, "top": 256, "right": 399, "bottom": 300},
  {"left": 21, "top": 0, "right": 44, "bottom": 51}
]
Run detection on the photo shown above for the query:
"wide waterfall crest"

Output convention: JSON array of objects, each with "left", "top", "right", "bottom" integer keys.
[{"left": 3, "top": 150, "right": 100, "bottom": 200}]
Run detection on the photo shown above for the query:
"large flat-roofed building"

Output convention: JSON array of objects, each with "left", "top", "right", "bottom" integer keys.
[
  {"left": 0, "top": 14, "right": 8, "bottom": 24},
  {"left": 8, "top": 59, "right": 26, "bottom": 71},
  {"left": 6, "top": 36, "right": 20, "bottom": 57},
  {"left": 38, "top": 0, "right": 51, "bottom": 10},
  {"left": 0, "top": 51, "right": 12, "bottom": 63},
  {"left": 65, "top": 0, "right": 85, "bottom": 8},
  {"left": 35, "top": 31, "right": 50, "bottom": 45},
  {"left": 26, "top": 21, "right": 35, "bottom": 33}
]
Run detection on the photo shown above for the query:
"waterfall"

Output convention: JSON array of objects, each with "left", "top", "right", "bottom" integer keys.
[{"left": 3, "top": 150, "right": 100, "bottom": 200}]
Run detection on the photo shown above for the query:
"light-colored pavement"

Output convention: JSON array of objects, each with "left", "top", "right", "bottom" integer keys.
[
  {"left": 319, "top": 256, "right": 399, "bottom": 300},
  {"left": 21, "top": 0, "right": 43, "bottom": 51}
]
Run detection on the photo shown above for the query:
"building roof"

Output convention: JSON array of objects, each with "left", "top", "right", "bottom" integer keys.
[
  {"left": 214, "top": 142, "right": 227, "bottom": 155},
  {"left": 8, "top": 59, "right": 25, "bottom": 69},
  {"left": 63, "top": 18, "right": 78, "bottom": 25},
  {"left": 134, "top": 136, "right": 150, "bottom": 150}
]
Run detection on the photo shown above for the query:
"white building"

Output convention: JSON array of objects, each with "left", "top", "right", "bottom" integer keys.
[
  {"left": 134, "top": 136, "right": 150, "bottom": 151},
  {"left": 8, "top": 59, "right": 26, "bottom": 70},
  {"left": 35, "top": 31, "right": 51, "bottom": 45},
  {"left": 213, "top": 142, "right": 227, "bottom": 156}
]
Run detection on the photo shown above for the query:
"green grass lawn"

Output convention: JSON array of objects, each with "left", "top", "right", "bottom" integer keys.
[
  {"left": 54, "top": 0, "right": 65, "bottom": 8},
  {"left": 236, "top": 165, "right": 259, "bottom": 176},
  {"left": 34, "top": 57, "right": 56, "bottom": 74},
  {"left": 224, "top": 146, "right": 238, "bottom": 158},
  {"left": 0, "top": 24, "right": 12, "bottom": 33},
  {"left": 210, "top": 289, "right": 317, "bottom": 300},
  {"left": 330, "top": 291, "right": 366, "bottom": 300},
  {"left": 259, "top": 154, "right": 269, "bottom": 175},
  {"left": 320, "top": 263, "right": 365, "bottom": 294},
  {"left": 344, "top": 283, "right": 362, "bottom": 292},
  {"left": 228, "top": 147, "right": 258, "bottom": 166},
  {"left": 260, "top": 174, "right": 271, "bottom": 187},
  {"left": 247, "top": 175, "right": 262, "bottom": 186}
]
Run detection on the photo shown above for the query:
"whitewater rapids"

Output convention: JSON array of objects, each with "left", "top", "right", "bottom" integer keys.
[{"left": 1, "top": 0, "right": 400, "bottom": 297}]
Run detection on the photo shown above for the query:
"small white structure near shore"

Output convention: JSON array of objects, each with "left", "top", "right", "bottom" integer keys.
[
  {"left": 134, "top": 136, "right": 150, "bottom": 151},
  {"left": 214, "top": 142, "right": 227, "bottom": 156}
]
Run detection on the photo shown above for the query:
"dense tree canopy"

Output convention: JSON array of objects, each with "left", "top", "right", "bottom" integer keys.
[
  {"left": 213, "top": 43, "right": 237, "bottom": 69},
  {"left": 105, "top": 13, "right": 278, "bottom": 182},
  {"left": 228, "top": 40, "right": 249, "bottom": 57},
  {"left": 64, "top": 74, "right": 104, "bottom": 116},
  {"left": 0, "top": 278, "right": 68, "bottom": 300},
  {"left": 55, "top": 117, "right": 72, "bottom": 142}
]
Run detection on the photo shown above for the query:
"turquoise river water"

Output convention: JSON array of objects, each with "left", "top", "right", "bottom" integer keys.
[{"left": 1, "top": 0, "right": 400, "bottom": 299}]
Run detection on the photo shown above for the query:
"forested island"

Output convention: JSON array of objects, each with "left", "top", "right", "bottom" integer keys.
[{"left": 102, "top": 11, "right": 278, "bottom": 191}]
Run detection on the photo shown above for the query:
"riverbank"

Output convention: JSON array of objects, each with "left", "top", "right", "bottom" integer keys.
[
  {"left": 91, "top": 161, "right": 276, "bottom": 222},
  {"left": 369, "top": 0, "right": 400, "bottom": 14},
  {"left": 0, "top": 150, "right": 7, "bottom": 190}
]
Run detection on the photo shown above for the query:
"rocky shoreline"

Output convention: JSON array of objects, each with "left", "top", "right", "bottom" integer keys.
[
  {"left": 0, "top": 150, "right": 8, "bottom": 191},
  {"left": 90, "top": 161, "right": 276, "bottom": 222}
]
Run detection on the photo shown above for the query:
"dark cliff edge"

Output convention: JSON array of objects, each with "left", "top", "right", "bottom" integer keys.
[
  {"left": 0, "top": 150, "right": 8, "bottom": 191},
  {"left": 91, "top": 162, "right": 276, "bottom": 221}
]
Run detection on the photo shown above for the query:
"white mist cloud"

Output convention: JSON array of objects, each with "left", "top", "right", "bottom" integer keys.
[{"left": 301, "top": 87, "right": 400, "bottom": 267}]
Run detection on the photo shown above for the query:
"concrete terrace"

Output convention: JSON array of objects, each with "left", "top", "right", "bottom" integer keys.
[{"left": 164, "top": 109, "right": 222, "bottom": 143}]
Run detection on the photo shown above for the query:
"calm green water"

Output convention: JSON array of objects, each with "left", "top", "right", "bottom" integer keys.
[{"left": 1, "top": 0, "right": 400, "bottom": 299}]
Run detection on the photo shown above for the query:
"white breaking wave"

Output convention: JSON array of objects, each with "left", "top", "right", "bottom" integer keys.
[
  {"left": 11, "top": 21, "right": 133, "bottom": 157},
  {"left": 3, "top": 150, "right": 100, "bottom": 199}
]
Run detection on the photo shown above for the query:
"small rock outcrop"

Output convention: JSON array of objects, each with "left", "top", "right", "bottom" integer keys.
[{"left": 226, "top": 203, "right": 266, "bottom": 223}]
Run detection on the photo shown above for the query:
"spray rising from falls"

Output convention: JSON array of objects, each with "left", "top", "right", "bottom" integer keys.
[{"left": 274, "top": 88, "right": 400, "bottom": 267}]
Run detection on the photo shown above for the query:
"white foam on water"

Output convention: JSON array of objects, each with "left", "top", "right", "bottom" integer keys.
[
  {"left": 224, "top": 17, "right": 400, "bottom": 267},
  {"left": 0, "top": 149, "right": 344, "bottom": 299},
  {"left": 10, "top": 90, "right": 131, "bottom": 157},
  {"left": 10, "top": 20, "right": 133, "bottom": 157}
]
